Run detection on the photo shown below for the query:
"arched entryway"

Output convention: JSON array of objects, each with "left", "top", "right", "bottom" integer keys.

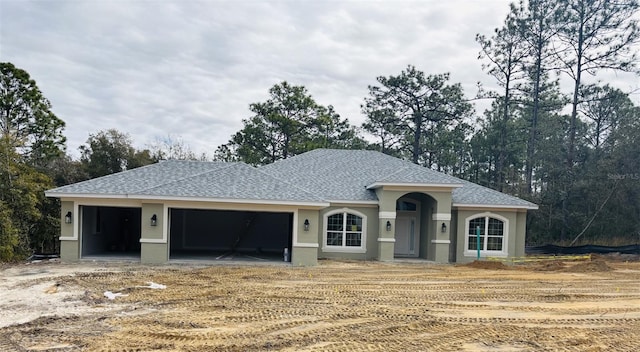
[{"left": 393, "top": 192, "right": 437, "bottom": 260}]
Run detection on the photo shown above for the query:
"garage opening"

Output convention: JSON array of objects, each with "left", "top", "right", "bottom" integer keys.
[
  {"left": 169, "top": 209, "right": 293, "bottom": 261},
  {"left": 81, "top": 206, "right": 141, "bottom": 259}
]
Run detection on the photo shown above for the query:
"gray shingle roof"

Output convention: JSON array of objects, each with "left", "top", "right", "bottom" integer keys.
[
  {"left": 46, "top": 160, "right": 325, "bottom": 204},
  {"left": 371, "top": 162, "right": 465, "bottom": 185},
  {"left": 260, "top": 149, "right": 536, "bottom": 208},
  {"left": 47, "top": 161, "right": 231, "bottom": 195},
  {"left": 46, "top": 149, "right": 537, "bottom": 208},
  {"left": 260, "top": 149, "right": 462, "bottom": 202},
  {"left": 140, "top": 163, "right": 323, "bottom": 202},
  {"left": 452, "top": 179, "right": 537, "bottom": 208}
]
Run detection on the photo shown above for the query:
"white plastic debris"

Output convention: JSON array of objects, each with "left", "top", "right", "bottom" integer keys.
[
  {"left": 104, "top": 291, "right": 128, "bottom": 300},
  {"left": 146, "top": 282, "right": 166, "bottom": 289},
  {"left": 136, "top": 282, "right": 166, "bottom": 290}
]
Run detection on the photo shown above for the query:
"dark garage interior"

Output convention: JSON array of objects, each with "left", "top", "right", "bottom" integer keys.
[
  {"left": 169, "top": 209, "right": 293, "bottom": 261},
  {"left": 81, "top": 206, "right": 141, "bottom": 258}
]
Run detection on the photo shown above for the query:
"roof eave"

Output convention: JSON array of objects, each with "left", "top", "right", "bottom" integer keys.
[
  {"left": 133, "top": 194, "right": 330, "bottom": 207},
  {"left": 45, "top": 192, "right": 329, "bottom": 208},
  {"left": 366, "top": 182, "right": 464, "bottom": 190},
  {"left": 326, "top": 199, "right": 379, "bottom": 205},
  {"left": 452, "top": 202, "right": 539, "bottom": 210},
  {"left": 45, "top": 192, "right": 128, "bottom": 199}
]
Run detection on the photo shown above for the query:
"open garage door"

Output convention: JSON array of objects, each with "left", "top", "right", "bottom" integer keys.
[
  {"left": 169, "top": 209, "right": 293, "bottom": 261},
  {"left": 81, "top": 206, "right": 141, "bottom": 259}
]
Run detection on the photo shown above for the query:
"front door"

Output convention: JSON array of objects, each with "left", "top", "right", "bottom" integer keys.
[{"left": 394, "top": 217, "right": 418, "bottom": 257}]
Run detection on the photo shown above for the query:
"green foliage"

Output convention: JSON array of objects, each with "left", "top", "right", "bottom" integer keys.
[
  {"left": 476, "top": 5, "right": 530, "bottom": 191},
  {"left": 44, "top": 154, "right": 89, "bottom": 187},
  {"left": 429, "top": 122, "right": 475, "bottom": 178},
  {"left": 468, "top": 101, "right": 528, "bottom": 193},
  {"left": 0, "top": 200, "right": 19, "bottom": 261},
  {"left": 80, "top": 129, "right": 156, "bottom": 178},
  {"left": 361, "top": 105, "right": 403, "bottom": 156},
  {"left": 0, "top": 137, "right": 55, "bottom": 259},
  {"left": 215, "top": 82, "right": 364, "bottom": 165},
  {"left": 0, "top": 63, "right": 67, "bottom": 260},
  {"left": 147, "top": 135, "right": 204, "bottom": 161},
  {"left": 306, "top": 105, "right": 367, "bottom": 150},
  {"left": 362, "top": 65, "right": 474, "bottom": 167},
  {"left": 0, "top": 62, "right": 66, "bottom": 166},
  {"left": 475, "top": 0, "right": 640, "bottom": 244},
  {"left": 567, "top": 88, "right": 640, "bottom": 244}
]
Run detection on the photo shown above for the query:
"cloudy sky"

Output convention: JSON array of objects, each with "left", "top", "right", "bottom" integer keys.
[{"left": 2, "top": 0, "right": 638, "bottom": 158}]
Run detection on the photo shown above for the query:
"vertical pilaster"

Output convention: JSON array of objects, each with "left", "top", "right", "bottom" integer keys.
[{"left": 140, "top": 203, "right": 168, "bottom": 264}]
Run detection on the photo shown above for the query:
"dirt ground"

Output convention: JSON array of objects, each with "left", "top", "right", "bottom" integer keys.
[{"left": 1, "top": 257, "right": 639, "bottom": 351}]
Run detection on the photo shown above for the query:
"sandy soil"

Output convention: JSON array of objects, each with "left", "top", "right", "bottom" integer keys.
[{"left": 1, "top": 258, "right": 639, "bottom": 351}]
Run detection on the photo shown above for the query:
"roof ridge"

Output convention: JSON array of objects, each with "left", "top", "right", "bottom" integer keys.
[
  {"left": 133, "top": 162, "right": 239, "bottom": 194},
  {"left": 374, "top": 164, "right": 412, "bottom": 182},
  {"left": 159, "top": 159, "right": 222, "bottom": 164},
  {"left": 261, "top": 148, "right": 327, "bottom": 169}
]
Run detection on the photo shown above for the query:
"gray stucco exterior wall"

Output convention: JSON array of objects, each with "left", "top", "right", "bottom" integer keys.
[
  {"left": 454, "top": 209, "right": 526, "bottom": 263},
  {"left": 60, "top": 241, "right": 80, "bottom": 262},
  {"left": 59, "top": 201, "right": 79, "bottom": 261},
  {"left": 318, "top": 206, "right": 379, "bottom": 261},
  {"left": 141, "top": 242, "right": 168, "bottom": 264}
]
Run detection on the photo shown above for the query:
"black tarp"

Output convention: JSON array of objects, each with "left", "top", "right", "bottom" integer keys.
[{"left": 526, "top": 244, "right": 640, "bottom": 255}]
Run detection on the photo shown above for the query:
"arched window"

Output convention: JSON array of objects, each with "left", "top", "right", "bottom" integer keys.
[
  {"left": 465, "top": 213, "right": 508, "bottom": 256},
  {"left": 323, "top": 209, "right": 366, "bottom": 253}
]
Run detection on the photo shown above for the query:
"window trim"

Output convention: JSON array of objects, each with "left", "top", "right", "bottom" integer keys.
[
  {"left": 463, "top": 212, "right": 508, "bottom": 257},
  {"left": 322, "top": 208, "right": 367, "bottom": 253}
]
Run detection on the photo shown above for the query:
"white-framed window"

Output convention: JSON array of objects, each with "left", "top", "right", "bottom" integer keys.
[
  {"left": 464, "top": 213, "right": 508, "bottom": 257},
  {"left": 323, "top": 209, "right": 367, "bottom": 253}
]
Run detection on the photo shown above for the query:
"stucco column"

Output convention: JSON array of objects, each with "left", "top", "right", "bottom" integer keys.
[
  {"left": 375, "top": 188, "right": 396, "bottom": 261},
  {"left": 59, "top": 200, "right": 80, "bottom": 261},
  {"left": 377, "top": 213, "right": 396, "bottom": 261},
  {"left": 140, "top": 203, "right": 168, "bottom": 264},
  {"left": 431, "top": 214, "right": 451, "bottom": 263},
  {"left": 292, "top": 209, "right": 320, "bottom": 266},
  {"left": 431, "top": 192, "right": 453, "bottom": 263},
  {"left": 514, "top": 211, "right": 527, "bottom": 258}
]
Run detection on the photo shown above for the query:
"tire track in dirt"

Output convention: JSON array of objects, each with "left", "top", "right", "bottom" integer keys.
[{"left": 2, "top": 260, "right": 640, "bottom": 351}]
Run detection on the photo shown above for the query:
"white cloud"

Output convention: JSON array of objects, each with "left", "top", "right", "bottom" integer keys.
[{"left": 1, "top": 0, "right": 637, "bottom": 158}]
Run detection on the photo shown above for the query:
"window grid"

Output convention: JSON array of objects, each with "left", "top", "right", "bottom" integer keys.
[
  {"left": 345, "top": 233, "right": 361, "bottom": 246},
  {"left": 487, "top": 236, "right": 503, "bottom": 251},
  {"left": 488, "top": 218, "right": 503, "bottom": 236},
  {"left": 326, "top": 211, "right": 364, "bottom": 248},
  {"left": 467, "top": 216, "right": 504, "bottom": 252},
  {"left": 327, "top": 214, "right": 343, "bottom": 232},
  {"left": 327, "top": 231, "right": 343, "bottom": 246}
]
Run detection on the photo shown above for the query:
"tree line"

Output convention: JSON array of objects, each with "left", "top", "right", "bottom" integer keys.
[{"left": 1, "top": 0, "right": 639, "bottom": 261}]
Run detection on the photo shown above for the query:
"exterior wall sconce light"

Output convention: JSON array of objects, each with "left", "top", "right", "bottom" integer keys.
[
  {"left": 386, "top": 220, "right": 392, "bottom": 232},
  {"left": 150, "top": 214, "right": 157, "bottom": 226},
  {"left": 64, "top": 211, "right": 72, "bottom": 224},
  {"left": 303, "top": 219, "right": 310, "bottom": 231},
  {"left": 441, "top": 222, "right": 447, "bottom": 233}
]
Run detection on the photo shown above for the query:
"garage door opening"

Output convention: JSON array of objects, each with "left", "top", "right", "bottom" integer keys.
[
  {"left": 81, "top": 206, "right": 141, "bottom": 259},
  {"left": 169, "top": 209, "right": 293, "bottom": 262}
]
